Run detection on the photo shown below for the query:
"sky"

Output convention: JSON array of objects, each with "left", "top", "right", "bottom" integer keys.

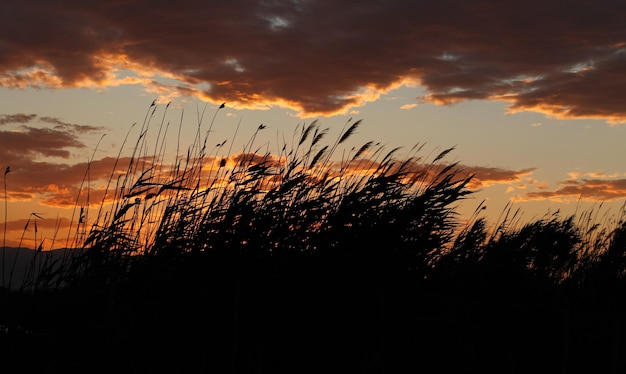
[{"left": 1, "top": 0, "right": 626, "bottom": 249}]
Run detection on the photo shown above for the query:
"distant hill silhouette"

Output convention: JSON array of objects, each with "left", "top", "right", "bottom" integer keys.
[{"left": 1, "top": 247, "right": 77, "bottom": 291}]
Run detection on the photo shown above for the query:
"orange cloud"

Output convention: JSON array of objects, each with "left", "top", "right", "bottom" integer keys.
[
  {"left": 1, "top": 216, "right": 74, "bottom": 249},
  {"left": 1, "top": 1, "right": 625, "bottom": 120},
  {"left": 3, "top": 216, "right": 71, "bottom": 234},
  {"left": 521, "top": 179, "right": 626, "bottom": 202},
  {"left": 461, "top": 166, "right": 537, "bottom": 189}
]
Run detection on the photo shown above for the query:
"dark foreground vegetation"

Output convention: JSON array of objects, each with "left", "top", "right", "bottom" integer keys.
[{"left": 2, "top": 104, "right": 626, "bottom": 373}]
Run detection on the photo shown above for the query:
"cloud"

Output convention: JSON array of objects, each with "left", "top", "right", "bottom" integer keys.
[
  {"left": 0, "top": 126, "right": 88, "bottom": 159},
  {"left": 400, "top": 104, "right": 418, "bottom": 110},
  {"left": 0, "top": 115, "right": 113, "bottom": 207},
  {"left": 461, "top": 166, "right": 537, "bottom": 189},
  {"left": 0, "top": 0, "right": 625, "bottom": 120},
  {"left": 520, "top": 178, "right": 626, "bottom": 202},
  {"left": 3, "top": 216, "right": 71, "bottom": 234},
  {"left": 0, "top": 114, "right": 104, "bottom": 159},
  {"left": 2, "top": 155, "right": 146, "bottom": 208},
  {"left": 39, "top": 117, "right": 104, "bottom": 133},
  {"left": 0, "top": 113, "right": 37, "bottom": 125},
  {"left": 517, "top": 170, "right": 626, "bottom": 202},
  {"left": 1, "top": 216, "right": 74, "bottom": 248}
]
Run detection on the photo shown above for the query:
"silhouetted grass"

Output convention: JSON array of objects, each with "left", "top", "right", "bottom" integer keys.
[{"left": 2, "top": 102, "right": 626, "bottom": 373}]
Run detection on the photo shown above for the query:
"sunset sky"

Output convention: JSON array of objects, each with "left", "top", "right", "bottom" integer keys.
[{"left": 2, "top": 0, "right": 626, "bottom": 249}]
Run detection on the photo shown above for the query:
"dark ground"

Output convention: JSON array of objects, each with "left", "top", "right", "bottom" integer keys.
[{"left": 2, "top": 250, "right": 626, "bottom": 374}]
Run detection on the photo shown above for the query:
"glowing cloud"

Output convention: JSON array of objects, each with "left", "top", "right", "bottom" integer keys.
[
  {"left": 520, "top": 176, "right": 626, "bottom": 202},
  {"left": 0, "top": 1, "right": 624, "bottom": 120},
  {"left": 462, "top": 166, "right": 537, "bottom": 189}
]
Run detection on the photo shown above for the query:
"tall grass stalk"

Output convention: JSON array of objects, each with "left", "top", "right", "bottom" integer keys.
[{"left": 2, "top": 166, "right": 9, "bottom": 289}]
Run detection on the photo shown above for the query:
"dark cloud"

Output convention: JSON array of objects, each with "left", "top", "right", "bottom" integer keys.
[
  {"left": 39, "top": 117, "right": 104, "bottom": 133},
  {"left": 0, "top": 113, "right": 37, "bottom": 125},
  {"left": 1, "top": 0, "right": 624, "bottom": 120},
  {"left": 0, "top": 126, "right": 86, "bottom": 158},
  {"left": 0, "top": 114, "right": 104, "bottom": 159}
]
